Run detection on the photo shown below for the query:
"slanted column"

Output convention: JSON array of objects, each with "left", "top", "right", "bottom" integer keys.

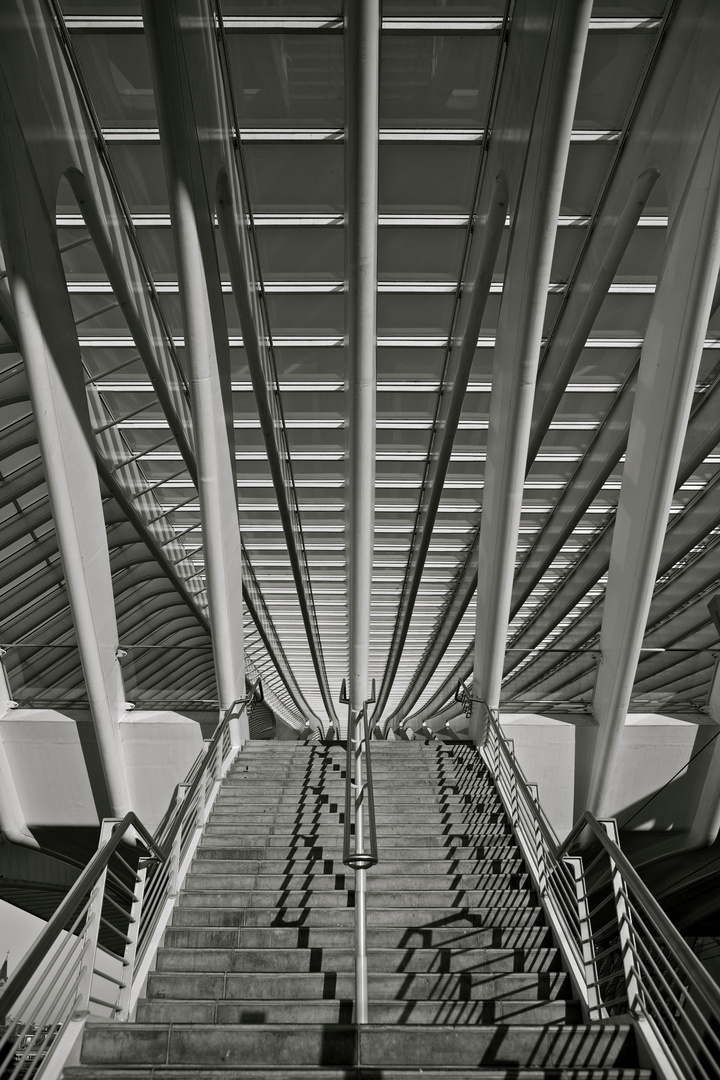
[
  {"left": 585, "top": 91, "right": 720, "bottom": 817},
  {"left": 345, "top": 0, "right": 380, "bottom": 717},
  {"left": 0, "top": 78, "right": 130, "bottom": 815},
  {"left": 471, "top": 0, "right": 592, "bottom": 743},
  {"left": 143, "top": 2, "right": 246, "bottom": 740}
]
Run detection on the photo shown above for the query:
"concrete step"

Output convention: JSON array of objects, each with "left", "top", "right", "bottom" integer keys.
[
  {"left": 170, "top": 905, "right": 546, "bottom": 929},
  {"left": 202, "top": 812, "right": 507, "bottom": 825},
  {"left": 183, "top": 872, "right": 530, "bottom": 893},
  {"left": 67, "top": 1068, "right": 653, "bottom": 1080},
  {"left": 78, "top": 1018, "right": 640, "bottom": 1071},
  {"left": 162, "top": 924, "right": 555, "bottom": 951},
  {"left": 136, "top": 997, "right": 582, "bottom": 1026},
  {"left": 145, "top": 970, "right": 573, "bottom": 1003},
  {"left": 177, "top": 888, "right": 537, "bottom": 910},
  {"left": 198, "top": 841, "right": 520, "bottom": 859},
  {"left": 202, "top": 824, "right": 513, "bottom": 842},
  {"left": 154, "top": 945, "right": 563, "bottom": 974},
  {"left": 190, "top": 856, "right": 527, "bottom": 876}
]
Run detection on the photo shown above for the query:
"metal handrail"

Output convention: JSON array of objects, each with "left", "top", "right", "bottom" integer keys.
[
  {"left": 0, "top": 679, "right": 261, "bottom": 1080},
  {"left": 342, "top": 698, "right": 378, "bottom": 872},
  {"left": 0, "top": 813, "right": 160, "bottom": 1022},
  {"left": 155, "top": 681, "right": 262, "bottom": 854},
  {"left": 564, "top": 811, "right": 720, "bottom": 1024},
  {"left": 469, "top": 683, "right": 720, "bottom": 1080},
  {"left": 339, "top": 684, "right": 379, "bottom": 1025}
]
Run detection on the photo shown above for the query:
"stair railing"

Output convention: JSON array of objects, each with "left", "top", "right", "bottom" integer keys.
[
  {"left": 461, "top": 682, "right": 720, "bottom": 1080},
  {"left": 340, "top": 682, "right": 379, "bottom": 1024},
  {"left": 0, "top": 681, "right": 261, "bottom": 1080},
  {"left": 0, "top": 812, "right": 162, "bottom": 1080},
  {"left": 130, "top": 680, "right": 262, "bottom": 1002}
]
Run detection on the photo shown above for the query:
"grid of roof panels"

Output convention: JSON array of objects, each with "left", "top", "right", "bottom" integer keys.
[{"left": 1, "top": 0, "right": 718, "bottom": 729}]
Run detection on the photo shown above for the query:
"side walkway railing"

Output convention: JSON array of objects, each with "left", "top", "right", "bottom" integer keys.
[
  {"left": 455, "top": 681, "right": 720, "bottom": 1080},
  {"left": 0, "top": 681, "right": 262, "bottom": 1080}
]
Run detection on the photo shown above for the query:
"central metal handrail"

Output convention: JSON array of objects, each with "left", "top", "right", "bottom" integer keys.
[
  {"left": 340, "top": 683, "right": 379, "bottom": 1024},
  {"left": 459, "top": 679, "right": 720, "bottom": 1080}
]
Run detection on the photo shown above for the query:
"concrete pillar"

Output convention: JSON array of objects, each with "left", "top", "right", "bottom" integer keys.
[
  {"left": 142, "top": 1, "right": 246, "bottom": 740},
  {"left": 586, "top": 88, "right": 720, "bottom": 817},
  {"left": 0, "top": 76, "right": 131, "bottom": 815},
  {"left": 471, "top": 0, "right": 593, "bottom": 742},
  {"left": 345, "top": 0, "right": 380, "bottom": 713}
]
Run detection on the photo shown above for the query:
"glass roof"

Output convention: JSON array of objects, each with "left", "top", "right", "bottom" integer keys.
[{"left": 0, "top": 0, "right": 718, "bottom": 732}]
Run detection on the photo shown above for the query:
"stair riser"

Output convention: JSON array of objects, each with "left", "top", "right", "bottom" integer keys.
[
  {"left": 183, "top": 873, "right": 530, "bottom": 892},
  {"left": 155, "top": 946, "right": 563, "bottom": 974},
  {"left": 170, "top": 907, "right": 546, "bottom": 928},
  {"left": 146, "top": 971, "right": 572, "bottom": 1001},
  {"left": 190, "top": 857, "right": 527, "bottom": 875},
  {"left": 178, "top": 889, "right": 537, "bottom": 910},
  {"left": 162, "top": 925, "right": 555, "bottom": 950},
  {"left": 135, "top": 999, "right": 582, "bottom": 1025}
]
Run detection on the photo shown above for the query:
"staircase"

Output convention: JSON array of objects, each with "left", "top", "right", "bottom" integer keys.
[{"left": 68, "top": 740, "right": 650, "bottom": 1077}]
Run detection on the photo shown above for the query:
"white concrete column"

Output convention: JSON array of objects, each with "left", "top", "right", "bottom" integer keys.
[
  {"left": 345, "top": 0, "right": 380, "bottom": 713},
  {"left": 0, "top": 78, "right": 131, "bottom": 815},
  {"left": 471, "top": 0, "right": 593, "bottom": 743},
  {"left": 0, "top": 657, "right": 38, "bottom": 847},
  {"left": 142, "top": 1, "right": 246, "bottom": 739},
  {"left": 586, "top": 88, "right": 720, "bottom": 817}
]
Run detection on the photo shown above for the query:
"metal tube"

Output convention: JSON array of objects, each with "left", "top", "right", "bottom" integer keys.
[
  {"left": 345, "top": 0, "right": 380, "bottom": 712},
  {"left": 0, "top": 88, "right": 131, "bottom": 816},
  {"left": 528, "top": 167, "right": 659, "bottom": 462},
  {"left": 354, "top": 711, "right": 368, "bottom": 1024},
  {"left": 587, "top": 86, "right": 720, "bottom": 816},
  {"left": 471, "top": 0, "right": 592, "bottom": 743},
  {"left": 142, "top": 1, "right": 246, "bottom": 732}
]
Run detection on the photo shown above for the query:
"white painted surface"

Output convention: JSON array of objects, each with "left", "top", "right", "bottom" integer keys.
[{"left": 0, "top": 709, "right": 204, "bottom": 830}]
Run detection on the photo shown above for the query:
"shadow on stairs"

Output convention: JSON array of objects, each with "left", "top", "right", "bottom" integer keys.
[{"left": 65, "top": 741, "right": 651, "bottom": 1079}]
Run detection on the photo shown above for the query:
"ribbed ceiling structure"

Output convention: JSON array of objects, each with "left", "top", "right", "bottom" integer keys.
[{"left": 0, "top": 0, "right": 719, "bottom": 736}]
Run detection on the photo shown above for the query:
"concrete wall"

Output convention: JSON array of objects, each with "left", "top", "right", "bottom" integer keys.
[
  {"left": 0, "top": 708, "right": 204, "bottom": 833},
  {"left": 499, "top": 711, "right": 718, "bottom": 840}
]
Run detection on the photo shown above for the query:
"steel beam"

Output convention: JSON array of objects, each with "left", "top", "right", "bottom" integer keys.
[
  {"left": 0, "top": 74, "right": 131, "bottom": 816},
  {"left": 471, "top": 0, "right": 592, "bottom": 743},
  {"left": 142, "top": 0, "right": 246, "bottom": 738},
  {"left": 585, "top": 89, "right": 720, "bottom": 815},
  {"left": 374, "top": 175, "right": 507, "bottom": 724},
  {"left": 345, "top": 0, "right": 380, "bottom": 713}
]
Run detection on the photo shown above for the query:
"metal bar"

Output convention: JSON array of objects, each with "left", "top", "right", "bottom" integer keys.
[
  {"left": 472, "top": 0, "right": 593, "bottom": 741},
  {"left": 345, "top": 0, "right": 379, "bottom": 712},
  {"left": 587, "top": 84, "right": 720, "bottom": 816},
  {"left": 0, "top": 810, "right": 164, "bottom": 1018},
  {"left": 142, "top": 0, "right": 246, "bottom": 723},
  {"left": 374, "top": 173, "right": 508, "bottom": 724}
]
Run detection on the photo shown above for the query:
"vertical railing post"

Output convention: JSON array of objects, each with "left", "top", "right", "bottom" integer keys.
[
  {"left": 529, "top": 783, "right": 547, "bottom": 894},
  {"left": 601, "top": 819, "right": 642, "bottom": 1015},
  {"left": 115, "top": 863, "right": 147, "bottom": 1021},
  {"left": 568, "top": 855, "right": 606, "bottom": 1021},
  {"left": 73, "top": 819, "right": 115, "bottom": 1018}
]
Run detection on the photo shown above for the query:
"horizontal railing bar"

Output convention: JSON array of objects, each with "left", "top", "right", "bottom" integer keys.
[
  {"left": 632, "top": 935, "right": 720, "bottom": 1054},
  {"left": 642, "top": 999, "right": 714, "bottom": 1080},
  {"left": 92, "top": 967, "right": 126, "bottom": 988},
  {"left": 98, "top": 917, "right": 131, "bottom": 944},
  {"left": 88, "top": 995, "right": 121, "bottom": 1011},
  {"left": 96, "top": 942, "right": 129, "bottom": 963},
  {"left": 102, "top": 892, "right": 136, "bottom": 921},
  {"left": 104, "top": 868, "right": 139, "bottom": 898}
]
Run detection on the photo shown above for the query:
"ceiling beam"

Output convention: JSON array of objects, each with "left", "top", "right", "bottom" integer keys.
[{"left": 345, "top": 0, "right": 380, "bottom": 716}]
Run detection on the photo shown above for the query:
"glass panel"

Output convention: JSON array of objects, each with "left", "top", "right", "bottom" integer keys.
[
  {"left": 379, "top": 35, "right": 496, "bottom": 128},
  {"left": 228, "top": 34, "right": 344, "bottom": 125}
]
